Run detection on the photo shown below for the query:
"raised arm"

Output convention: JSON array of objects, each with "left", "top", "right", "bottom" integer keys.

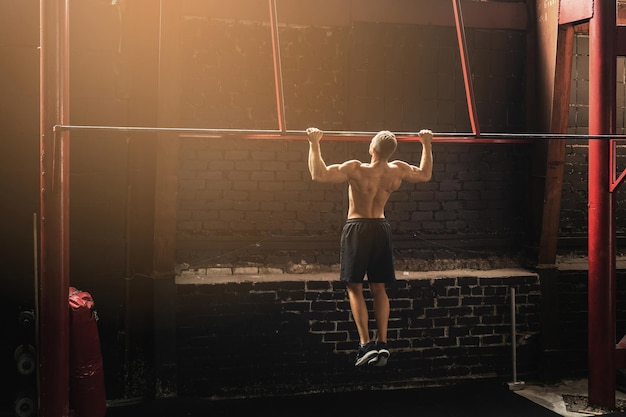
[
  {"left": 395, "top": 129, "right": 433, "bottom": 183},
  {"left": 306, "top": 127, "right": 355, "bottom": 183}
]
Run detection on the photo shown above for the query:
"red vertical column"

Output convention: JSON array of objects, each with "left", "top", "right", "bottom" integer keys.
[
  {"left": 268, "top": 0, "right": 286, "bottom": 132},
  {"left": 452, "top": 0, "right": 480, "bottom": 136},
  {"left": 588, "top": 0, "right": 616, "bottom": 409},
  {"left": 39, "top": 0, "right": 71, "bottom": 416}
]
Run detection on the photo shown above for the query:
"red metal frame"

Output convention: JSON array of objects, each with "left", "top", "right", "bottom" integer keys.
[
  {"left": 39, "top": 0, "right": 71, "bottom": 415},
  {"left": 452, "top": 0, "right": 480, "bottom": 136},
  {"left": 39, "top": 0, "right": 626, "bottom": 413},
  {"left": 268, "top": 0, "right": 286, "bottom": 132},
  {"left": 610, "top": 140, "right": 626, "bottom": 192},
  {"left": 588, "top": 0, "right": 617, "bottom": 408},
  {"left": 559, "top": 0, "right": 593, "bottom": 25}
]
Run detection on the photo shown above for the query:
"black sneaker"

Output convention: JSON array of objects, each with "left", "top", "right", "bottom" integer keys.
[
  {"left": 373, "top": 342, "right": 389, "bottom": 367},
  {"left": 354, "top": 341, "right": 378, "bottom": 366}
]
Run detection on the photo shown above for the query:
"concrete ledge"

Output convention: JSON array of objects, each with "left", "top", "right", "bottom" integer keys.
[
  {"left": 556, "top": 255, "right": 626, "bottom": 271},
  {"left": 175, "top": 267, "right": 537, "bottom": 285}
]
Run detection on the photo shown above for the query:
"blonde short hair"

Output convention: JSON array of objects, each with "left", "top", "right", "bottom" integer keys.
[{"left": 372, "top": 130, "right": 397, "bottom": 159}]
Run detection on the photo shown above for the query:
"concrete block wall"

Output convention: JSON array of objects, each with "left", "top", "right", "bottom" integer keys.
[{"left": 175, "top": 269, "right": 541, "bottom": 398}]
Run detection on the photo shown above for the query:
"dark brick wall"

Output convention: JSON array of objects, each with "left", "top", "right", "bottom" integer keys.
[
  {"left": 180, "top": 16, "right": 526, "bottom": 133},
  {"left": 7, "top": 0, "right": 623, "bottom": 408},
  {"left": 542, "top": 269, "right": 626, "bottom": 379},
  {"left": 176, "top": 138, "right": 532, "bottom": 270},
  {"left": 176, "top": 272, "right": 541, "bottom": 398},
  {"left": 561, "top": 34, "right": 626, "bottom": 244},
  {"left": 176, "top": 16, "right": 530, "bottom": 269}
]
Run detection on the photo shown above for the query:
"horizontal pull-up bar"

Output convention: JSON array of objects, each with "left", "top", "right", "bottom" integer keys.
[{"left": 53, "top": 124, "right": 626, "bottom": 143}]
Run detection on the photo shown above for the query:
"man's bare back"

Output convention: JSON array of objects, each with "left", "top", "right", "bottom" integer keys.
[{"left": 306, "top": 127, "right": 433, "bottom": 219}]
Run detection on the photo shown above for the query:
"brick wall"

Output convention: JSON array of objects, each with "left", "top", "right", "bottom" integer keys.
[
  {"left": 175, "top": 16, "right": 626, "bottom": 264},
  {"left": 176, "top": 138, "right": 532, "bottom": 271},
  {"left": 175, "top": 270, "right": 541, "bottom": 398},
  {"left": 170, "top": 14, "right": 536, "bottom": 399},
  {"left": 3, "top": 0, "right": 611, "bottom": 407},
  {"left": 562, "top": 34, "right": 626, "bottom": 243},
  {"left": 175, "top": 13, "right": 531, "bottom": 271},
  {"left": 180, "top": 17, "right": 526, "bottom": 133},
  {"left": 539, "top": 268, "right": 626, "bottom": 379}
]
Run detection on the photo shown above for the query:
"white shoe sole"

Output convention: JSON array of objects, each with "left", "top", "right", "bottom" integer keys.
[
  {"left": 355, "top": 350, "right": 378, "bottom": 366},
  {"left": 373, "top": 349, "right": 389, "bottom": 367}
]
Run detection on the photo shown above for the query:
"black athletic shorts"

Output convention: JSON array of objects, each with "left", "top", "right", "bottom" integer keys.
[{"left": 339, "top": 218, "right": 396, "bottom": 284}]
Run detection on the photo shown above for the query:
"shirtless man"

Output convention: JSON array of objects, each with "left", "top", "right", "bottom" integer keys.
[{"left": 306, "top": 127, "right": 433, "bottom": 366}]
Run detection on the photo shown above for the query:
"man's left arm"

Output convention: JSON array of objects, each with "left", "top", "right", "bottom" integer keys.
[{"left": 395, "top": 129, "right": 433, "bottom": 183}]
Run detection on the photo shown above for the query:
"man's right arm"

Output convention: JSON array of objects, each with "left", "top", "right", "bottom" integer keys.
[{"left": 306, "top": 127, "right": 352, "bottom": 183}]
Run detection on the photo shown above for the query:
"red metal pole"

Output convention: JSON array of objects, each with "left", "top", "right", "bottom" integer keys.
[
  {"left": 452, "top": 0, "right": 480, "bottom": 136},
  {"left": 39, "top": 0, "right": 71, "bottom": 416},
  {"left": 588, "top": 0, "right": 616, "bottom": 409},
  {"left": 268, "top": 0, "right": 287, "bottom": 132}
]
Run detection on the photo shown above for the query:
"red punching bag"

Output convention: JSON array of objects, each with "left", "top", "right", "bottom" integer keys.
[{"left": 69, "top": 287, "right": 106, "bottom": 417}]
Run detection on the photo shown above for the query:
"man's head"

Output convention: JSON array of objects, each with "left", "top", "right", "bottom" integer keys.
[{"left": 370, "top": 130, "right": 397, "bottom": 160}]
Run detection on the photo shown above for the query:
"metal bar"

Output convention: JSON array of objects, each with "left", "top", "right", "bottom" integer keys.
[
  {"left": 32, "top": 212, "right": 40, "bottom": 406},
  {"left": 538, "top": 25, "right": 574, "bottom": 266},
  {"left": 39, "top": 0, "right": 70, "bottom": 416},
  {"left": 611, "top": 140, "right": 619, "bottom": 192},
  {"left": 588, "top": 0, "right": 617, "bottom": 409},
  {"left": 611, "top": 139, "right": 626, "bottom": 192},
  {"left": 612, "top": 173, "right": 626, "bottom": 192},
  {"left": 152, "top": 0, "right": 181, "bottom": 395},
  {"left": 166, "top": 1, "right": 528, "bottom": 31},
  {"left": 511, "top": 287, "right": 517, "bottom": 382},
  {"left": 268, "top": 0, "right": 287, "bottom": 132},
  {"left": 53, "top": 124, "right": 626, "bottom": 141},
  {"left": 452, "top": 0, "right": 481, "bottom": 136},
  {"left": 508, "top": 286, "right": 525, "bottom": 391}
]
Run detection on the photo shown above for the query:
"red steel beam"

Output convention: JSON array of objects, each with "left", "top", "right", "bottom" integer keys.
[
  {"left": 452, "top": 0, "right": 480, "bottom": 136},
  {"left": 39, "top": 0, "right": 71, "bottom": 416},
  {"left": 559, "top": 0, "right": 593, "bottom": 25},
  {"left": 611, "top": 139, "right": 626, "bottom": 192},
  {"left": 588, "top": 0, "right": 617, "bottom": 409},
  {"left": 184, "top": 0, "right": 527, "bottom": 30},
  {"left": 268, "top": 0, "right": 286, "bottom": 132},
  {"left": 612, "top": 25, "right": 626, "bottom": 192},
  {"left": 537, "top": 25, "right": 574, "bottom": 266}
]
